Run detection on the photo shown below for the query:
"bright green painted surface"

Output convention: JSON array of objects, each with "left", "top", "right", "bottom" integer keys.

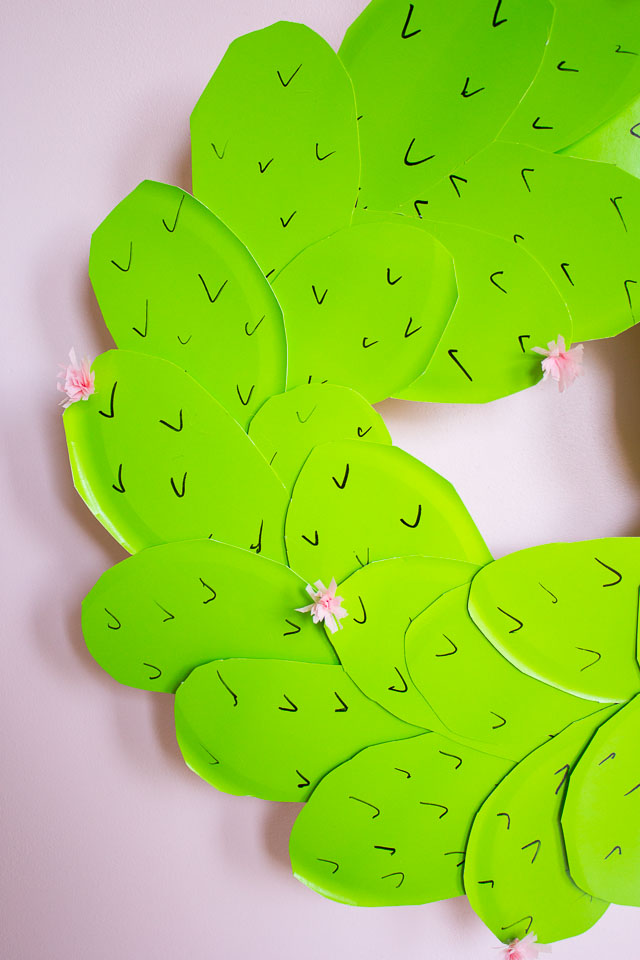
[
  {"left": 191, "top": 21, "right": 359, "bottom": 276},
  {"left": 175, "top": 658, "right": 422, "bottom": 801},
  {"left": 274, "top": 221, "right": 456, "bottom": 403},
  {"left": 290, "top": 732, "right": 512, "bottom": 905},
  {"left": 285, "top": 440, "right": 492, "bottom": 585},
  {"left": 406, "top": 585, "right": 602, "bottom": 760},
  {"left": 501, "top": 0, "right": 640, "bottom": 152},
  {"left": 89, "top": 180, "right": 285, "bottom": 428},
  {"left": 465, "top": 710, "right": 613, "bottom": 944},
  {"left": 563, "top": 694, "right": 640, "bottom": 906},
  {"left": 398, "top": 221, "right": 571, "bottom": 403},
  {"left": 468, "top": 539, "right": 640, "bottom": 702},
  {"left": 64, "top": 350, "right": 288, "bottom": 561},
  {"left": 339, "top": 0, "right": 551, "bottom": 211},
  {"left": 248, "top": 383, "right": 391, "bottom": 491},
  {"left": 412, "top": 141, "right": 640, "bottom": 341},
  {"left": 333, "top": 557, "right": 478, "bottom": 729},
  {"left": 82, "top": 539, "right": 337, "bottom": 693}
]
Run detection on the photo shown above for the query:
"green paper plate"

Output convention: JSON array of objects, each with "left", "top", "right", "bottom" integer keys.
[
  {"left": 89, "top": 180, "right": 286, "bottom": 428},
  {"left": 285, "top": 439, "right": 492, "bottom": 585},
  {"left": 248, "top": 383, "right": 391, "bottom": 491},
  {"left": 82, "top": 539, "right": 337, "bottom": 692},
  {"left": 290, "top": 732, "right": 512, "bottom": 906},
  {"left": 467, "top": 539, "right": 640, "bottom": 702},
  {"left": 175, "top": 658, "right": 422, "bottom": 800},
  {"left": 64, "top": 350, "right": 288, "bottom": 560},
  {"left": 465, "top": 710, "right": 613, "bottom": 944}
]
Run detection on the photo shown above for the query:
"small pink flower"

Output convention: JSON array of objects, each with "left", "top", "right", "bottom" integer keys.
[
  {"left": 296, "top": 578, "right": 348, "bottom": 634},
  {"left": 499, "top": 932, "right": 550, "bottom": 960},
  {"left": 532, "top": 335, "right": 583, "bottom": 393},
  {"left": 57, "top": 348, "right": 95, "bottom": 408}
]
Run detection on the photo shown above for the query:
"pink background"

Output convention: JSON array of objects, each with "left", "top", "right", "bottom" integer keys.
[{"left": 4, "top": 1, "right": 640, "bottom": 957}]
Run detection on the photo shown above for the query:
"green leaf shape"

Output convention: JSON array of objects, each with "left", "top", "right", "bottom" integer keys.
[
  {"left": 467, "top": 539, "right": 640, "bottom": 702},
  {"left": 191, "top": 21, "right": 360, "bottom": 277},
  {"left": 338, "top": 0, "right": 551, "bottom": 212},
  {"left": 63, "top": 350, "right": 288, "bottom": 560},
  {"left": 406, "top": 584, "right": 604, "bottom": 760},
  {"left": 82, "top": 539, "right": 337, "bottom": 693},
  {"left": 89, "top": 180, "right": 285, "bottom": 429},
  {"left": 285, "top": 439, "right": 492, "bottom": 585},
  {"left": 174, "top": 658, "right": 422, "bottom": 801},
  {"left": 397, "top": 221, "right": 572, "bottom": 403},
  {"left": 562, "top": 694, "right": 640, "bottom": 906},
  {"left": 560, "top": 91, "right": 640, "bottom": 181},
  {"left": 500, "top": 0, "right": 640, "bottom": 152},
  {"left": 273, "top": 221, "right": 456, "bottom": 403},
  {"left": 465, "top": 710, "right": 613, "bottom": 945},
  {"left": 247, "top": 383, "right": 391, "bottom": 492},
  {"left": 289, "top": 732, "right": 513, "bottom": 906},
  {"left": 412, "top": 140, "right": 640, "bottom": 341},
  {"left": 332, "top": 557, "right": 478, "bottom": 729}
]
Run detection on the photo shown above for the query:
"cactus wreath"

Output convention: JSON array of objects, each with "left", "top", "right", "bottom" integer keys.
[{"left": 62, "top": 2, "right": 640, "bottom": 954}]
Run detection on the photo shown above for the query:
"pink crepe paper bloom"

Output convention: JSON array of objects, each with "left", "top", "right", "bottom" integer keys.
[
  {"left": 499, "top": 932, "right": 550, "bottom": 960},
  {"left": 296, "top": 578, "right": 348, "bottom": 634},
  {"left": 532, "top": 335, "right": 583, "bottom": 393},
  {"left": 57, "top": 348, "right": 95, "bottom": 408}
]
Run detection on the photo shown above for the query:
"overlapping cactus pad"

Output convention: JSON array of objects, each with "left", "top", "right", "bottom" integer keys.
[{"left": 66, "top": 0, "right": 640, "bottom": 949}]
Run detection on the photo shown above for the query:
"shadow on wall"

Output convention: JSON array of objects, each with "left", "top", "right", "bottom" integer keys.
[{"left": 599, "top": 322, "right": 640, "bottom": 535}]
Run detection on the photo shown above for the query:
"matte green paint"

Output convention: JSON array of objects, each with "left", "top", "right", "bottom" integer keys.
[
  {"left": 406, "top": 585, "right": 603, "bottom": 760},
  {"left": 285, "top": 440, "right": 492, "bottom": 585},
  {"left": 82, "top": 539, "right": 337, "bottom": 693},
  {"left": 290, "top": 732, "right": 512, "bottom": 906},
  {"left": 465, "top": 710, "right": 613, "bottom": 944},
  {"left": 248, "top": 383, "right": 391, "bottom": 491},
  {"left": 175, "top": 658, "right": 423, "bottom": 801},
  {"left": 563, "top": 694, "right": 640, "bottom": 906},
  {"left": 501, "top": 0, "right": 640, "bottom": 152},
  {"left": 63, "top": 350, "right": 288, "bottom": 560},
  {"left": 412, "top": 141, "right": 640, "bottom": 341},
  {"left": 398, "top": 221, "right": 571, "bottom": 403},
  {"left": 89, "top": 180, "right": 285, "bottom": 428},
  {"left": 468, "top": 539, "right": 640, "bottom": 702},
  {"left": 333, "top": 557, "right": 478, "bottom": 729},
  {"left": 191, "top": 21, "right": 360, "bottom": 276},
  {"left": 339, "top": 0, "right": 551, "bottom": 211},
  {"left": 274, "top": 221, "right": 457, "bottom": 403}
]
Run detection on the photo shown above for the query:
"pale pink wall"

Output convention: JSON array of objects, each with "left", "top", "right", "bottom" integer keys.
[{"left": 3, "top": 1, "right": 640, "bottom": 957}]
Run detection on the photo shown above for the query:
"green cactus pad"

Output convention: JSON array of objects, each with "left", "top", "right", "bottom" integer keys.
[
  {"left": 332, "top": 557, "right": 478, "bottom": 729},
  {"left": 560, "top": 91, "right": 640, "bottom": 181},
  {"left": 464, "top": 710, "right": 613, "bottom": 945},
  {"left": 406, "top": 585, "right": 603, "bottom": 760},
  {"left": 285, "top": 440, "right": 492, "bottom": 585},
  {"left": 191, "top": 21, "right": 359, "bottom": 277},
  {"left": 467, "top": 539, "right": 640, "bottom": 702},
  {"left": 562, "top": 694, "right": 640, "bottom": 906},
  {"left": 89, "top": 180, "right": 285, "bottom": 428},
  {"left": 339, "top": 0, "right": 551, "bottom": 212},
  {"left": 500, "top": 0, "right": 640, "bottom": 153},
  {"left": 274, "top": 221, "right": 456, "bottom": 403},
  {"left": 415, "top": 140, "right": 640, "bottom": 341},
  {"left": 174, "top": 658, "right": 422, "bottom": 801},
  {"left": 82, "top": 539, "right": 337, "bottom": 693},
  {"left": 397, "top": 221, "right": 572, "bottom": 403},
  {"left": 63, "top": 350, "right": 288, "bottom": 560},
  {"left": 289, "top": 732, "right": 513, "bottom": 906},
  {"left": 247, "top": 383, "right": 391, "bottom": 491}
]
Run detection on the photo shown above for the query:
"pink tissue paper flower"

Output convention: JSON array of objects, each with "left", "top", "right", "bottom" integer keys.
[
  {"left": 532, "top": 335, "right": 583, "bottom": 393},
  {"left": 297, "top": 578, "right": 348, "bottom": 634},
  {"left": 500, "top": 932, "right": 551, "bottom": 960},
  {"left": 57, "top": 348, "right": 95, "bottom": 408}
]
